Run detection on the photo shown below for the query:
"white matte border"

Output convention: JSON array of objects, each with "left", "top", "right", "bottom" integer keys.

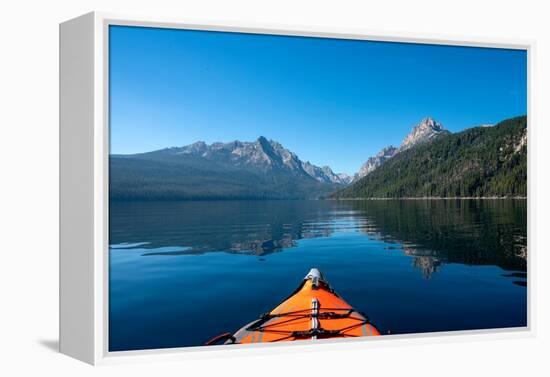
[{"left": 88, "top": 11, "right": 534, "bottom": 365}]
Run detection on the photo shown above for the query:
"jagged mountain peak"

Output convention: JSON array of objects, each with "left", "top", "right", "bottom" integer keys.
[
  {"left": 376, "top": 145, "right": 398, "bottom": 157},
  {"left": 355, "top": 145, "right": 398, "bottom": 181},
  {"left": 354, "top": 117, "right": 449, "bottom": 181},
  {"left": 255, "top": 136, "right": 272, "bottom": 149},
  {"left": 176, "top": 140, "right": 208, "bottom": 155},
  {"left": 419, "top": 116, "right": 443, "bottom": 130},
  {"left": 165, "top": 137, "right": 351, "bottom": 185},
  {"left": 336, "top": 115, "right": 527, "bottom": 199},
  {"left": 400, "top": 117, "right": 447, "bottom": 151},
  {"left": 299, "top": 160, "right": 351, "bottom": 185}
]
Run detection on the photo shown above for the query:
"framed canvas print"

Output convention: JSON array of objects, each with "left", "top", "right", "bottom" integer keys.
[{"left": 59, "top": 12, "right": 532, "bottom": 365}]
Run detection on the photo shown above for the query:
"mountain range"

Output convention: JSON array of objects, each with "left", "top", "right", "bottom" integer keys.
[
  {"left": 110, "top": 136, "right": 350, "bottom": 200},
  {"left": 110, "top": 115, "right": 527, "bottom": 201}
]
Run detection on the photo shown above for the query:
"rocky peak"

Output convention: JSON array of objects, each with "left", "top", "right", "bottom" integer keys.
[
  {"left": 255, "top": 136, "right": 271, "bottom": 150},
  {"left": 377, "top": 146, "right": 398, "bottom": 158},
  {"left": 353, "top": 117, "right": 448, "bottom": 181},
  {"left": 354, "top": 145, "right": 398, "bottom": 180},
  {"left": 321, "top": 166, "right": 334, "bottom": 175},
  {"left": 169, "top": 137, "right": 350, "bottom": 185},
  {"left": 176, "top": 141, "right": 208, "bottom": 155},
  {"left": 336, "top": 173, "right": 353, "bottom": 185},
  {"left": 301, "top": 161, "right": 346, "bottom": 184},
  {"left": 399, "top": 117, "right": 447, "bottom": 151}
]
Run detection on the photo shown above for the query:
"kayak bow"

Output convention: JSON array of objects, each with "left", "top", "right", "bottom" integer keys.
[{"left": 206, "top": 268, "right": 380, "bottom": 345}]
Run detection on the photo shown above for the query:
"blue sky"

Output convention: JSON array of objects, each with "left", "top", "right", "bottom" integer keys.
[{"left": 109, "top": 25, "right": 527, "bottom": 174}]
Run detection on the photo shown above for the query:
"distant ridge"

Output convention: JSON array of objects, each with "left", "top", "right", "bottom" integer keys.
[
  {"left": 110, "top": 137, "right": 349, "bottom": 201},
  {"left": 164, "top": 136, "right": 351, "bottom": 184}
]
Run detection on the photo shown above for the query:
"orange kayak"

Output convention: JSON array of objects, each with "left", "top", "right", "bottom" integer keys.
[{"left": 206, "top": 268, "right": 380, "bottom": 345}]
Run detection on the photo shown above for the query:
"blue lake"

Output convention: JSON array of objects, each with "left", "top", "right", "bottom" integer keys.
[{"left": 109, "top": 199, "right": 527, "bottom": 351}]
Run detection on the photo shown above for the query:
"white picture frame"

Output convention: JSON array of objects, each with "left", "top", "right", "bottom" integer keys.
[{"left": 59, "top": 11, "right": 535, "bottom": 365}]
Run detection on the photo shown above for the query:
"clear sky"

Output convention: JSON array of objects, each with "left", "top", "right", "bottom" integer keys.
[{"left": 109, "top": 25, "right": 527, "bottom": 174}]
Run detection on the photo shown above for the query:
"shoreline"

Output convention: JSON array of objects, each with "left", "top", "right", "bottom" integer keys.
[
  {"left": 329, "top": 196, "right": 527, "bottom": 201},
  {"left": 110, "top": 196, "right": 528, "bottom": 203}
]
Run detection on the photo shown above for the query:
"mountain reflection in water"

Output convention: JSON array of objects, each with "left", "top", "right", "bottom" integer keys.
[
  {"left": 110, "top": 199, "right": 526, "bottom": 278},
  {"left": 109, "top": 199, "right": 527, "bottom": 351}
]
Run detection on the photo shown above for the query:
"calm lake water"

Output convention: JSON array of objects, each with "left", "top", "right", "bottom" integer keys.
[{"left": 109, "top": 199, "right": 527, "bottom": 351}]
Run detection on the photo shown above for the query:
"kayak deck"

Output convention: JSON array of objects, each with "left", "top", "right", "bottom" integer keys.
[{"left": 222, "top": 269, "right": 380, "bottom": 344}]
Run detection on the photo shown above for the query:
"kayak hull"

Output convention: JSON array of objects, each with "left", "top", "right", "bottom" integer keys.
[{"left": 226, "top": 269, "right": 380, "bottom": 344}]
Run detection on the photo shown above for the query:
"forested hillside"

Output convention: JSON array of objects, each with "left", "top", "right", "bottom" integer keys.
[{"left": 333, "top": 116, "right": 527, "bottom": 198}]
